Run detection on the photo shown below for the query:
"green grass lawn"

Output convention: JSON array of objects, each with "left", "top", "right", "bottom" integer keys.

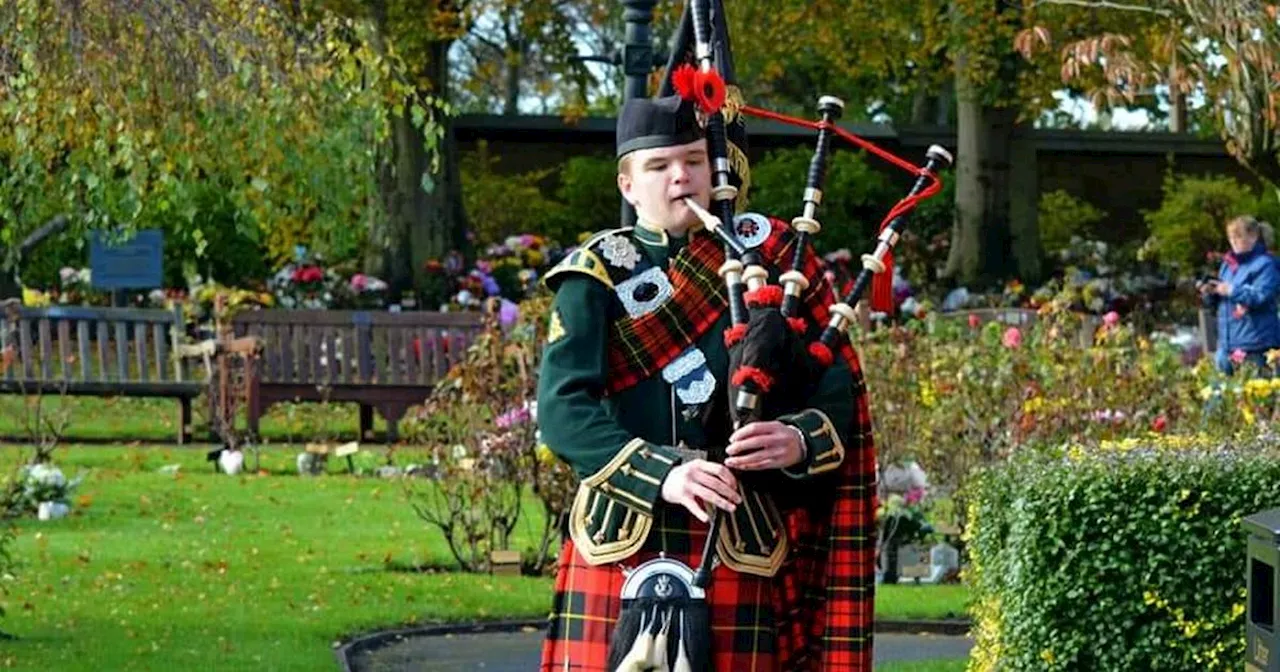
[
  {"left": 0, "top": 444, "right": 970, "bottom": 670},
  {"left": 0, "top": 396, "right": 374, "bottom": 444}
]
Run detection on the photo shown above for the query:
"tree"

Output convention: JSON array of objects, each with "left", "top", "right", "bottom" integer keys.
[
  {"left": 450, "top": 0, "right": 615, "bottom": 115},
  {"left": 1026, "top": 1, "right": 1280, "bottom": 188},
  {"left": 722, "top": 0, "right": 1057, "bottom": 287},
  {"left": 0, "top": 0, "right": 427, "bottom": 296}
]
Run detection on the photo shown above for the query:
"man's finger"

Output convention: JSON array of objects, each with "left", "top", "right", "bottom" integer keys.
[
  {"left": 690, "top": 468, "right": 741, "bottom": 503},
  {"left": 689, "top": 483, "right": 736, "bottom": 512},
  {"left": 728, "top": 421, "right": 777, "bottom": 443},
  {"left": 726, "top": 435, "right": 776, "bottom": 456},
  {"left": 726, "top": 449, "right": 780, "bottom": 471},
  {"left": 692, "top": 461, "right": 740, "bottom": 491},
  {"left": 682, "top": 496, "right": 710, "bottom": 523}
]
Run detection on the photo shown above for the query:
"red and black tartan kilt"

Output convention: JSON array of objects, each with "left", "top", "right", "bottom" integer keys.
[{"left": 540, "top": 519, "right": 787, "bottom": 671}]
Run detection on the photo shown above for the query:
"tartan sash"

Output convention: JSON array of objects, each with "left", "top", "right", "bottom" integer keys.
[
  {"left": 604, "top": 217, "right": 841, "bottom": 395},
  {"left": 604, "top": 232, "right": 729, "bottom": 394}
]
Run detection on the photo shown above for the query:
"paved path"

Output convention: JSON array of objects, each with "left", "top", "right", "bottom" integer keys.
[{"left": 348, "top": 630, "right": 972, "bottom": 671}]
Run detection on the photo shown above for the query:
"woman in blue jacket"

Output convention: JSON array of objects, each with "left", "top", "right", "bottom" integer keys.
[{"left": 1200, "top": 215, "right": 1280, "bottom": 375}]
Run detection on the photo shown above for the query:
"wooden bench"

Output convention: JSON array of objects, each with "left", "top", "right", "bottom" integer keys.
[
  {"left": 231, "top": 310, "right": 486, "bottom": 442},
  {"left": 0, "top": 301, "right": 203, "bottom": 443}
]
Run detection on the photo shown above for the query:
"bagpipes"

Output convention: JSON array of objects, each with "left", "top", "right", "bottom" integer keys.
[{"left": 606, "top": 0, "right": 952, "bottom": 669}]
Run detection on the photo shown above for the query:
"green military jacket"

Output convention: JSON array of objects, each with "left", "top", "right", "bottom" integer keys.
[{"left": 537, "top": 217, "right": 855, "bottom": 576}]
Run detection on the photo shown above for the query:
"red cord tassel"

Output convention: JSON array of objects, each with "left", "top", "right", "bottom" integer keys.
[
  {"left": 808, "top": 342, "right": 834, "bottom": 367},
  {"left": 787, "top": 317, "right": 807, "bottom": 334},
  {"left": 724, "top": 323, "right": 748, "bottom": 347},
  {"left": 870, "top": 249, "right": 894, "bottom": 313},
  {"left": 745, "top": 285, "right": 784, "bottom": 308},
  {"left": 731, "top": 366, "right": 774, "bottom": 393}
]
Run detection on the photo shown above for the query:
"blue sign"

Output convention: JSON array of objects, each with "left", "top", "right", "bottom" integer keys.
[{"left": 89, "top": 229, "right": 164, "bottom": 290}]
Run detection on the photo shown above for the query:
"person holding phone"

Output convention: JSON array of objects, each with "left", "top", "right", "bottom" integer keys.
[{"left": 1199, "top": 215, "right": 1280, "bottom": 375}]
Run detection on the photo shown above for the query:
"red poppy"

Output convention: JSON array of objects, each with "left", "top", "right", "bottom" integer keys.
[{"left": 671, "top": 63, "right": 726, "bottom": 115}]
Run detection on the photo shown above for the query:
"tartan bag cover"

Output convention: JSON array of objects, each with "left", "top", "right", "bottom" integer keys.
[{"left": 544, "top": 218, "right": 876, "bottom": 670}]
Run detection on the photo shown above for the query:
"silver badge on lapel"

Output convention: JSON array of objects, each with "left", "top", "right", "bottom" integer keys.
[
  {"left": 732, "top": 212, "right": 771, "bottom": 249},
  {"left": 614, "top": 266, "right": 673, "bottom": 318},
  {"left": 663, "top": 347, "right": 716, "bottom": 406},
  {"left": 598, "top": 233, "right": 640, "bottom": 270}
]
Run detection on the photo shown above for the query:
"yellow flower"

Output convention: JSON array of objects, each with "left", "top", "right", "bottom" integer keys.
[
  {"left": 1022, "top": 397, "right": 1045, "bottom": 414},
  {"left": 1242, "top": 405, "right": 1257, "bottom": 426},
  {"left": 535, "top": 443, "right": 556, "bottom": 465},
  {"left": 919, "top": 382, "right": 936, "bottom": 408},
  {"left": 21, "top": 287, "right": 50, "bottom": 307}
]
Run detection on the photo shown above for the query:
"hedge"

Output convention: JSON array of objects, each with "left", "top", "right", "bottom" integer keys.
[{"left": 964, "top": 437, "right": 1280, "bottom": 671}]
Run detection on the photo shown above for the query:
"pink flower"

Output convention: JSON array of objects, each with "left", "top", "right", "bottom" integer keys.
[
  {"left": 968, "top": 313, "right": 981, "bottom": 329},
  {"left": 1231, "top": 349, "right": 1247, "bottom": 364},
  {"left": 350, "top": 273, "right": 368, "bottom": 291},
  {"left": 904, "top": 487, "right": 926, "bottom": 505},
  {"left": 1103, "top": 311, "right": 1119, "bottom": 327},
  {"left": 1002, "top": 327, "right": 1022, "bottom": 349}
]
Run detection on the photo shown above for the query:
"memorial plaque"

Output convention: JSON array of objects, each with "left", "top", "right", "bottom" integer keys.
[{"left": 89, "top": 229, "right": 163, "bottom": 290}]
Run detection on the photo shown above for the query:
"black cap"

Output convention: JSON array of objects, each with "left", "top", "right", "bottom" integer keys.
[{"left": 616, "top": 95, "right": 703, "bottom": 158}]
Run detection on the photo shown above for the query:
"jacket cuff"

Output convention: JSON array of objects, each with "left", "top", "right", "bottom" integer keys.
[
  {"left": 584, "top": 438, "right": 682, "bottom": 514},
  {"left": 567, "top": 439, "right": 683, "bottom": 566},
  {"left": 778, "top": 408, "right": 845, "bottom": 478}
]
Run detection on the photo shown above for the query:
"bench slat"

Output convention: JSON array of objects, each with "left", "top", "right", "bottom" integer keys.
[
  {"left": 294, "top": 322, "right": 309, "bottom": 383},
  {"left": 153, "top": 322, "right": 166, "bottom": 381},
  {"left": 135, "top": 322, "right": 149, "bottom": 383},
  {"left": 386, "top": 325, "right": 396, "bottom": 381},
  {"left": 97, "top": 322, "right": 110, "bottom": 381},
  {"left": 57, "top": 319, "right": 71, "bottom": 381},
  {"left": 403, "top": 327, "right": 417, "bottom": 386},
  {"left": 77, "top": 321, "right": 91, "bottom": 381},
  {"left": 1, "top": 316, "right": 12, "bottom": 381},
  {"left": 114, "top": 322, "right": 128, "bottom": 382},
  {"left": 38, "top": 319, "right": 53, "bottom": 380}
]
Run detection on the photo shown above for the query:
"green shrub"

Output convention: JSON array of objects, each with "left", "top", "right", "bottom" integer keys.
[
  {"left": 461, "top": 140, "right": 569, "bottom": 247},
  {"left": 1038, "top": 189, "right": 1108, "bottom": 254},
  {"left": 964, "top": 438, "right": 1280, "bottom": 671},
  {"left": 744, "top": 145, "right": 898, "bottom": 255},
  {"left": 547, "top": 154, "right": 622, "bottom": 244},
  {"left": 1142, "top": 173, "right": 1280, "bottom": 273}
]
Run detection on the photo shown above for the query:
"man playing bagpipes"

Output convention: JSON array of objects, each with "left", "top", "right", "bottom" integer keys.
[
  {"left": 536, "top": 92, "right": 875, "bottom": 670},
  {"left": 536, "top": 0, "right": 951, "bottom": 666}
]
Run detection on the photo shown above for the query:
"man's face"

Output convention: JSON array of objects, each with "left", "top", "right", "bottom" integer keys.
[{"left": 617, "top": 139, "right": 712, "bottom": 234}]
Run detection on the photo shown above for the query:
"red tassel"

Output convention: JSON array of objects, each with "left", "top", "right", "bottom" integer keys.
[
  {"left": 808, "top": 342, "right": 834, "bottom": 367},
  {"left": 672, "top": 64, "right": 699, "bottom": 102},
  {"left": 870, "top": 250, "right": 894, "bottom": 313},
  {"left": 787, "top": 317, "right": 807, "bottom": 334},
  {"left": 724, "top": 323, "right": 748, "bottom": 347},
  {"left": 745, "top": 285, "right": 784, "bottom": 308},
  {"left": 731, "top": 366, "right": 774, "bottom": 393}
]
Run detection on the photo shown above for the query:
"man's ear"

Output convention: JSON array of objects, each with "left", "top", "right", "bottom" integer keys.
[{"left": 616, "top": 172, "right": 632, "bottom": 205}]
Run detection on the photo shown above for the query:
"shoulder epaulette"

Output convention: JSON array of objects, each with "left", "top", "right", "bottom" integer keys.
[{"left": 543, "top": 228, "right": 633, "bottom": 291}]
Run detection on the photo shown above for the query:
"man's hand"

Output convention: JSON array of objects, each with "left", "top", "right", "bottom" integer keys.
[
  {"left": 724, "top": 421, "right": 806, "bottom": 471},
  {"left": 660, "top": 459, "right": 741, "bottom": 523}
]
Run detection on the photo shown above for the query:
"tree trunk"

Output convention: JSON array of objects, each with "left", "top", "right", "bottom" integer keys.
[
  {"left": 943, "top": 78, "right": 1018, "bottom": 287},
  {"left": 1008, "top": 122, "right": 1042, "bottom": 284},
  {"left": 942, "top": 0, "right": 1027, "bottom": 288},
  {"left": 1168, "top": 57, "right": 1187, "bottom": 133},
  {"left": 368, "top": 2, "right": 468, "bottom": 304},
  {"left": 0, "top": 263, "right": 17, "bottom": 301}
]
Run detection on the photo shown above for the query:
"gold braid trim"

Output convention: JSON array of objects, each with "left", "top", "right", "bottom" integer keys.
[
  {"left": 722, "top": 84, "right": 744, "bottom": 124},
  {"left": 727, "top": 139, "right": 751, "bottom": 210}
]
